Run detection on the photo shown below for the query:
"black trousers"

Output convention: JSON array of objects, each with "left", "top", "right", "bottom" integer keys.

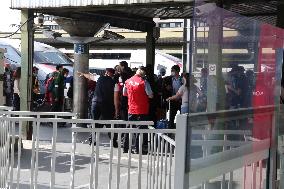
[
  {"left": 5, "top": 93, "right": 13, "bottom": 107},
  {"left": 90, "top": 102, "right": 116, "bottom": 144},
  {"left": 13, "top": 93, "right": 20, "bottom": 111},
  {"left": 51, "top": 97, "right": 64, "bottom": 112},
  {"left": 92, "top": 102, "right": 114, "bottom": 121},
  {"left": 123, "top": 114, "right": 148, "bottom": 153}
]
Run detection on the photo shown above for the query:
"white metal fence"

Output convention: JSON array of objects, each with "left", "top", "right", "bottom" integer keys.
[
  {"left": 0, "top": 110, "right": 176, "bottom": 189},
  {"left": 0, "top": 106, "right": 278, "bottom": 189},
  {"left": 71, "top": 125, "right": 176, "bottom": 189}
]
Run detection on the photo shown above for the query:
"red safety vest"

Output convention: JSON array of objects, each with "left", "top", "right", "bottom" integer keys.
[{"left": 125, "top": 75, "right": 149, "bottom": 115}]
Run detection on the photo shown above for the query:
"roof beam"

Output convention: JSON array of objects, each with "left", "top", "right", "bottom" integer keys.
[{"left": 43, "top": 10, "right": 155, "bottom": 32}]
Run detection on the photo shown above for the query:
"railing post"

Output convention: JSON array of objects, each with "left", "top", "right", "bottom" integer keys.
[
  {"left": 174, "top": 114, "right": 189, "bottom": 189},
  {"left": 268, "top": 110, "right": 279, "bottom": 189}
]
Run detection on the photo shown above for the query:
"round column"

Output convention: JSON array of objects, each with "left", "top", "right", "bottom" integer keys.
[{"left": 73, "top": 43, "right": 89, "bottom": 122}]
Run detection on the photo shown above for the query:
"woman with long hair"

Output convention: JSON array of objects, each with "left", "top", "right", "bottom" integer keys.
[
  {"left": 167, "top": 73, "right": 202, "bottom": 114},
  {"left": 13, "top": 67, "right": 21, "bottom": 111}
]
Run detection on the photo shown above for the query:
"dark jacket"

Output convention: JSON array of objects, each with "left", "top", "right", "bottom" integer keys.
[
  {"left": 92, "top": 75, "right": 115, "bottom": 105},
  {"left": 52, "top": 71, "right": 65, "bottom": 99},
  {"left": 162, "top": 76, "right": 183, "bottom": 99}
]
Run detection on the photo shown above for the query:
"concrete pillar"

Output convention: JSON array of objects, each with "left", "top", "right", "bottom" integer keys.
[
  {"left": 73, "top": 44, "right": 89, "bottom": 120},
  {"left": 146, "top": 28, "right": 155, "bottom": 73},
  {"left": 206, "top": 16, "right": 225, "bottom": 112},
  {"left": 53, "top": 18, "right": 109, "bottom": 123},
  {"left": 20, "top": 10, "right": 34, "bottom": 139}
]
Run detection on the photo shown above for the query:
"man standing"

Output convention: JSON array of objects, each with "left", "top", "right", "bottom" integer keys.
[
  {"left": 123, "top": 66, "right": 153, "bottom": 153},
  {"left": 91, "top": 68, "right": 116, "bottom": 121},
  {"left": 51, "top": 65, "right": 65, "bottom": 112},
  {"left": 163, "top": 65, "right": 182, "bottom": 129},
  {"left": 3, "top": 65, "right": 13, "bottom": 107},
  {"left": 78, "top": 68, "right": 116, "bottom": 145}
]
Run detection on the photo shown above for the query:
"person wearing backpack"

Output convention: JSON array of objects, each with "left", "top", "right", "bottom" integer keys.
[{"left": 50, "top": 65, "right": 65, "bottom": 112}]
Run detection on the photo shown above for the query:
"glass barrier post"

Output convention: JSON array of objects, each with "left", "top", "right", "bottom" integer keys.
[{"left": 174, "top": 114, "right": 190, "bottom": 189}]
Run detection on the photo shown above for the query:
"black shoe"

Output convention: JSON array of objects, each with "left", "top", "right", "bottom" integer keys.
[
  {"left": 134, "top": 150, "right": 148, "bottom": 155},
  {"left": 89, "top": 141, "right": 96, "bottom": 146},
  {"left": 142, "top": 150, "right": 148, "bottom": 155},
  {"left": 113, "top": 141, "right": 118, "bottom": 148},
  {"left": 123, "top": 149, "right": 128, "bottom": 153},
  {"left": 88, "top": 136, "right": 96, "bottom": 146}
]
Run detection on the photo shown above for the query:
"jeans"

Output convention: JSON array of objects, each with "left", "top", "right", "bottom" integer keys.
[
  {"left": 181, "top": 106, "right": 189, "bottom": 114},
  {"left": 123, "top": 114, "right": 148, "bottom": 153}
]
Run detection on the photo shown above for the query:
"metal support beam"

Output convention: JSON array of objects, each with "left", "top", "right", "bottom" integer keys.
[
  {"left": 48, "top": 10, "right": 155, "bottom": 32},
  {"left": 20, "top": 10, "right": 34, "bottom": 139},
  {"left": 182, "top": 19, "right": 189, "bottom": 73},
  {"left": 207, "top": 17, "right": 226, "bottom": 112},
  {"left": 276, "top": 1, "right": 284, "bottom": 28},
  {"left": 146, "top": 28, "right": 156, "bottom": 73}
]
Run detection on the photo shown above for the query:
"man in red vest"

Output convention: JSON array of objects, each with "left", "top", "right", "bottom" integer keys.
[{"left": 123, "top": 66, "right": 153, "bottom": 153}]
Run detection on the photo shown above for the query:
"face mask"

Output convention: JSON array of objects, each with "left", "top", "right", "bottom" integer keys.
[{"left": 171, "top": 71, "right": 176, "bottom": 76}]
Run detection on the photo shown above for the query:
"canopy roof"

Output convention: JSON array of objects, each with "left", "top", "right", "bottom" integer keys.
[{"left": 11, "top": 0, "right": 280, "bottom": 31}]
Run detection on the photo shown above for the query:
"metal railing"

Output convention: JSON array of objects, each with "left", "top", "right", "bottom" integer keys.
[
  {"left": 71, "top": 125, "right": 175, "bottom": 189},
  {"left": 0, "top": 110, "right": 176, "bottom": 189},
  {"left": 0, "top": 110, "right": 76, "bottom": 189},
  {"left": 0, "top": 105, "right": 279, "bottom": 189}
]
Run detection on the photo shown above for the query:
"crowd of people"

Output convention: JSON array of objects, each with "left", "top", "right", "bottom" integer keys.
[
  {"left": 2, "top": 61, "right": 257, "bottom": 122},
  {"left": 77, "top": 62, "right": 205, "bottom": 130},
  {"left": 2, "top": 60, "right": 259, "bottom": 153},
  {"left": 76, "top": 61, "right": 207, "bottom": 153},
  {"left": 3, "top": 64, "right": 71, "bottom": 112}
]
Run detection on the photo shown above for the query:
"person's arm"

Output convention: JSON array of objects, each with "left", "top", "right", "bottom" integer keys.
[
  {"left": 77, "top": 71, "right": 97, "bottom": 81},
  {"left": 166, "top": 92, "right": 182, "bottom": 101},
  {"left": 145, "top": 81, "right": 154, "bottom": 98},
  {"left": 114, "top": 84, "right": 120, "bottom": 118},
  {"left": 123, "top": 85, "right": 128, "bottom": 97},
  {"left": 226, "top": 84, "right": 238, "bottom": 94},
  {"left": 167, "top": 85, "right": 183, "bottom": 101}
]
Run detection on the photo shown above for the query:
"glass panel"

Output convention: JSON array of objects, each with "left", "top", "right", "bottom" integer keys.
[{"left": 183, "top": 1, "right": 284, "bottom": 188}]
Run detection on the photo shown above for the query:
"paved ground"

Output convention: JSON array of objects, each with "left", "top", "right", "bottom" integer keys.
[{"left": 10, "top": 123, "right": 175, "bottom": 189}]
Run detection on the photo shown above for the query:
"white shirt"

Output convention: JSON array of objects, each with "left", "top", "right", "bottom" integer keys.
[
  {"left": 178, "top": 84, "right": 199, "bottom": 111},
  {"left": 14, "top": 79, "right": 20, "bottom": 95}
]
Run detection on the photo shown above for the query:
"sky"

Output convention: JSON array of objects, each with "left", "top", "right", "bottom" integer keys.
[{"left": 0, "top": 1, "right": 20, "bottom": 32}]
